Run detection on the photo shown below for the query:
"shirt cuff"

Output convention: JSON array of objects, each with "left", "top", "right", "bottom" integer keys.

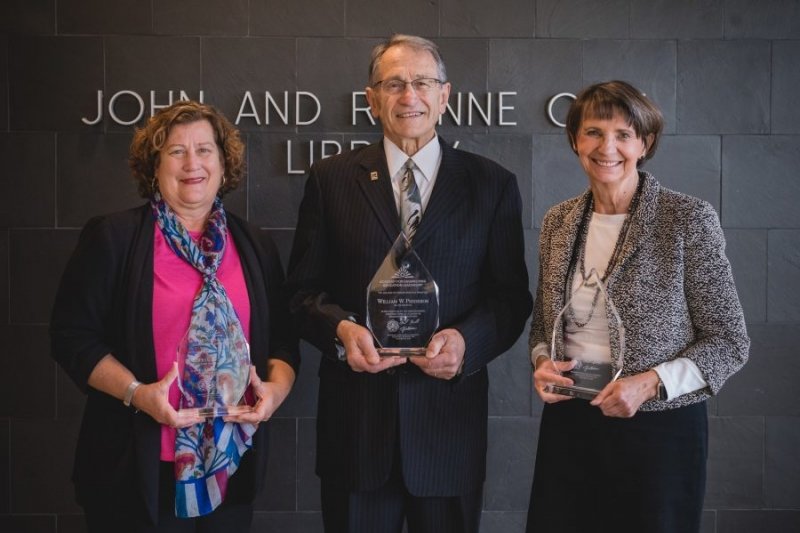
[{"left": 653, "top": 358, "right": 708, "bottom": 401}]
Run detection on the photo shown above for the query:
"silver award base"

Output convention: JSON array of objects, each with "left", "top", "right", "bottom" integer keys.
[
  {"left": 377, "top": 346, "right": 427, "bottom": 356},
  {"left": 178, "top": 404, "right": 254, "bottom": 419},
  {"left": 544, "top": 384, "right": 599, "bottom": 401}
]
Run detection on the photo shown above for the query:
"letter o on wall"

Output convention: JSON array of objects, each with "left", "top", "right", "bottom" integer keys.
[{"left": 546, "top": 92, "right": 576, "bottom": 128}]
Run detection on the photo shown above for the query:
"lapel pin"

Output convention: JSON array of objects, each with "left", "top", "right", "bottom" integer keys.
[{"left": 370, "top": 171, "right": 379, "bottom": 181}]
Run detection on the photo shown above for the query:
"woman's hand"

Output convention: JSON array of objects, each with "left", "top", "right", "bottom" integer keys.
[
  {"left": 590, "top": 370, "right": 659, "bottom": 417},
  {"left": 132, "top": 363, "right": 203, "bottom": 428},
  {"left": 225, "top": 363, "right": 294, "bottom": 426},
  {"left": 533, "top": 357, "right": 578, "bottom": 403}
]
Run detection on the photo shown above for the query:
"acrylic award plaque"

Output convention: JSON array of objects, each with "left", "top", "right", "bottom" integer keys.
[
  {"left": 366, "top": 233, "right": 440, "bottom": 356},
  {"left": 544, "top": 268, "right": 625, "bottom": 400},
  {"left": 176, "top": 331, "right": 253, "bottom": 418}
]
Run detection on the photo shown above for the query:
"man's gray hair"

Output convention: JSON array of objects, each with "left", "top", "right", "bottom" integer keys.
[{"left": 368, "top": 34, "right": 447, "bottom": 85}]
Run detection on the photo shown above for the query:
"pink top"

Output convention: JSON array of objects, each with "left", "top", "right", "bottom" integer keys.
[{"left": 152, "top": 226, "right": 251, "bottom": 461}]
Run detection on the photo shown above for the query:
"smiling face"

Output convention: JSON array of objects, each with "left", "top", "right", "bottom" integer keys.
[
  {"left": 156, "top": 119, "right": 224, "bottom": 222},
  {"left": 365, "top": 45, "right": 451, "bottom": 155},
  {"left": 574, "top": 112, "right": 649, "bottom": 190}
]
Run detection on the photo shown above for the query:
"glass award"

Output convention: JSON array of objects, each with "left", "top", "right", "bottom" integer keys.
[
  {"left": 366, "top": 233, "right": 440, "bottom": 356},
  {"left": 175, "top": 330, "right": 253, "bottom": 418},
  {"left": 544, "top": 268, "right": 625, "bottom": 400}
]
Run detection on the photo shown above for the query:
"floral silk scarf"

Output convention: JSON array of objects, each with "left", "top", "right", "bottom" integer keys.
[{"left": 151, "top": 193, "right": 256, "bottom": 518}]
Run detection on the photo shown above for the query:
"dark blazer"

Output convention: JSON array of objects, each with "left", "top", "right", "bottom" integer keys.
[
  {"left": 50, "top": 204, "right": 299, "bottom": 524},
  {"left": 287, "top": 138, "right": 532, "bottom": 496}
]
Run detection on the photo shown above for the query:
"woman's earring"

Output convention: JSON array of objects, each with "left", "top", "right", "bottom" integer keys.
[
  {"left": 222, "top": 174, "right": 227, "bottom": 187},
  {"left": 151, "top": 175, "right": 158, "bottom": 193}
]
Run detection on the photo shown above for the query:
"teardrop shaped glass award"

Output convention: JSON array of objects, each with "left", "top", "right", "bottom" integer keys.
[
  {"left": 544, "top": 268, "right": 625, "bottom": 400},
  {"left": 175, "top": 328, "right": 253, "bottom": 418},
  {"left": 366, "top": 233, "right": 440, "bottom": 356}
]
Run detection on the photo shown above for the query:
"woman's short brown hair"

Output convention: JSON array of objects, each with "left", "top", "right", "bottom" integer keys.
[
  {"left": 129, "top": 100, "right": 245, "bottom": 198},
  {"left": 565, "top": 80, "right": 664, "bottom": 166}
]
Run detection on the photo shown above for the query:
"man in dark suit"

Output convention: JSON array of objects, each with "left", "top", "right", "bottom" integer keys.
[{"left": 287, "top": 34, "right": 532, "bottom": 533}]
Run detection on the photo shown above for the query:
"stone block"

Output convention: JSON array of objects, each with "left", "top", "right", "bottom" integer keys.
[
  {"left": 248, "top": 133, "right": 324, "bottom": 228},
  {"left": 0, "top": 325, "right": 54, "bottom": 419},
  {"left": 202, "top": 37, "right": 297, "bottom": 134},
  {"left": 532, "top": 134, "right": 586, "bottom": 226},
  {"left": 489, "top": 39, "right": 583, "bottom": 134},
  {"left": 297, "top": 418, "right": 321, "bottom": 511},
  {"left": 722, "top": 136, "right": 800, "bottom": 228},
  {"left": 9, "top": 36, "right": 104, "bottom": 131},
  {"left": 58, "top": 0, "right": 150, "bottom": 35},
  {"left": 1, "top": 0, "right": 55, "bottom": 35},
  {"left": 1, "top": 132, "right": 56, "bottom": 228},
  {"left": 677, "top": 41, "right": 770, "bottom": 134},
  {"left": 489, "top": 331, "right": 533, "bottom": 417},
  {"left": 723, "top": 229, "right": 767, "bottom": 323},
  {"left": 254, "top": 418, "right": 297, "bottom": 511},
  {"left": 772, "top": 41, "right": 800, "bottom": 134},
  {"left": 705, "top": 416, "right": 764, "bottom": 508},
  {"left": 0, "top": 231, "right": 7, "bottom": 324},
  {"left": 725, "top": 0, "right": 800, "bottom": 38},
  {"left": 484, "top": 417, "right": 537, "bottom": 511},
  {"left": 441, "top": 0, "right": 534, "bottom": 37},
  {"left": 104, "top": 36, "right": 202, "bottom": 132},
  {"left": 631, "top": 0, "right": 723, "bottom": 38},
  {"left": 345, "top": 0, "right": 438, "bottom": 37},
  {"left": 154, "top": 0, "right": 248, "bottom": 36},
  {"left": 768, "top": 230, "right": 800, "bottom": 321},
  {"left": 647, "top": 135, "right": 721, "bottom": 210},
  {"left": 297, "top": 38, "right": 381, "bottom": 134},
  {"left": 9, "top": 229, "right": 79, "bottom": 325},
  {"left": 0, "top": 421, "right": 7, "bottom": 514},
  {"left": 765, "top": 416, "right": 800, "bottom": 508},
  {"left": 251, "top": 0, "right": 344, "bottom": 37},
  {"left": 535, "top": 0, "right": 628, "bottom": 38},
  {"left": 10, "top": 418, "right": 82, "bottom": 513},
  {"left": 56, "top": 133, "right": 143, "bottom": 228},
  {"left": 717, "top": 510, "right": 800, "bottom": 533},
  {"left": 480, "top": 511, "right": 527, "bottom": 533},
  {"left": 717, "top": 324, "right": 798, "bottom": 416}
]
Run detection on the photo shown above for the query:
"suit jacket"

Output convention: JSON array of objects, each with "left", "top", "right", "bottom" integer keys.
[
  {"left": 50, "top": 204, "right": 299, "bottom": 523},
  {"left": 530, "top": 172, "right": 749, "bottom": 410},
  {"left": 287, "top": 137, "right": 532, "bottom": 496}
]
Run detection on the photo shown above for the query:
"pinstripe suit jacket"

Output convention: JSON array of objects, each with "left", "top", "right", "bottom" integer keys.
[{"left": 287, "top": 137, "right": 532, "bottom": 496}]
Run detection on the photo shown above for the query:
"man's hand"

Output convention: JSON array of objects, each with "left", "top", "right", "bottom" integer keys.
[
  {"left": 336, "top": 319, "right": 406, "bottom": 373},
  {"left": 408, "top": 328, "right": 465, "bottom": 380}
]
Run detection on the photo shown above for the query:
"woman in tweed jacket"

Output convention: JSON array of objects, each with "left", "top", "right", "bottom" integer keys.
[{"left": 526, "top": 81, "right": 749, "bottom": 533}]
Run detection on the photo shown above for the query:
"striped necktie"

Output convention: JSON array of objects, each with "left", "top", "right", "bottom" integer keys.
[{"left": 400, "top": 159, "right": 422, "bottom": 240}]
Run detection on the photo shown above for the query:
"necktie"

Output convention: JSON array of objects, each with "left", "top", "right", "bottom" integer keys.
[{"left": 400, "top": 159, "right": 422, "bottom": 240}]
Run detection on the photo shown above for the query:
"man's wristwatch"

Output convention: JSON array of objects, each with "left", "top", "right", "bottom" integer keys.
[
  {"left": 654, "top": 373, "right": 668, "bottom": 401},
  {"left": 334, "top": 316, "right": 357, "bottom": 362}
]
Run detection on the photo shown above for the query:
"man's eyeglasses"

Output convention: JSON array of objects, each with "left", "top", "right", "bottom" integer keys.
[{"left": 372, "top": 78, "right": 444, "bottom": 95}]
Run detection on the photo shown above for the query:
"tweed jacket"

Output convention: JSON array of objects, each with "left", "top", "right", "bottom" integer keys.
[{"left": 530, "top": 172, "right": 749, "bottom": 411}]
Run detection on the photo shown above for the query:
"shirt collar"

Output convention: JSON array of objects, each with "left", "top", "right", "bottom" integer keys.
[{"left": 384, "top": 136, "right": 441, "bottom": 184}]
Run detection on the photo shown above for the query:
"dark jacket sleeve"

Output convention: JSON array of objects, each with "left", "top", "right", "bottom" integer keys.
[
  {"left": 286, "top": 166, "right": 356, "bottom": 358},
  {"left": 448, "top": 165, "right": 533, "bottom": 377},
  {"left": 228, "top": 212, "right": 300, "bottom": 375},
  {"left": 50, "top": 215, "right": 125, "bottom": 392}
]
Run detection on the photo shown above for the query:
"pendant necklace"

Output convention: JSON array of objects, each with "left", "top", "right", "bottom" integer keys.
[{"left": 566, "top": 177, "right": 642, "bottom": 328}]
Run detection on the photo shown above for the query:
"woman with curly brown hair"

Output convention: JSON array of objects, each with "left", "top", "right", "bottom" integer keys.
[{"left": 51, "top": 100, "right": 298, "bottom": 532}]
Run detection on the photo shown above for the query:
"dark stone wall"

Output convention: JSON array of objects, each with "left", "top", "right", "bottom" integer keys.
[{"left": 1, "top": 1, "right": 798, "bottom": 531}]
